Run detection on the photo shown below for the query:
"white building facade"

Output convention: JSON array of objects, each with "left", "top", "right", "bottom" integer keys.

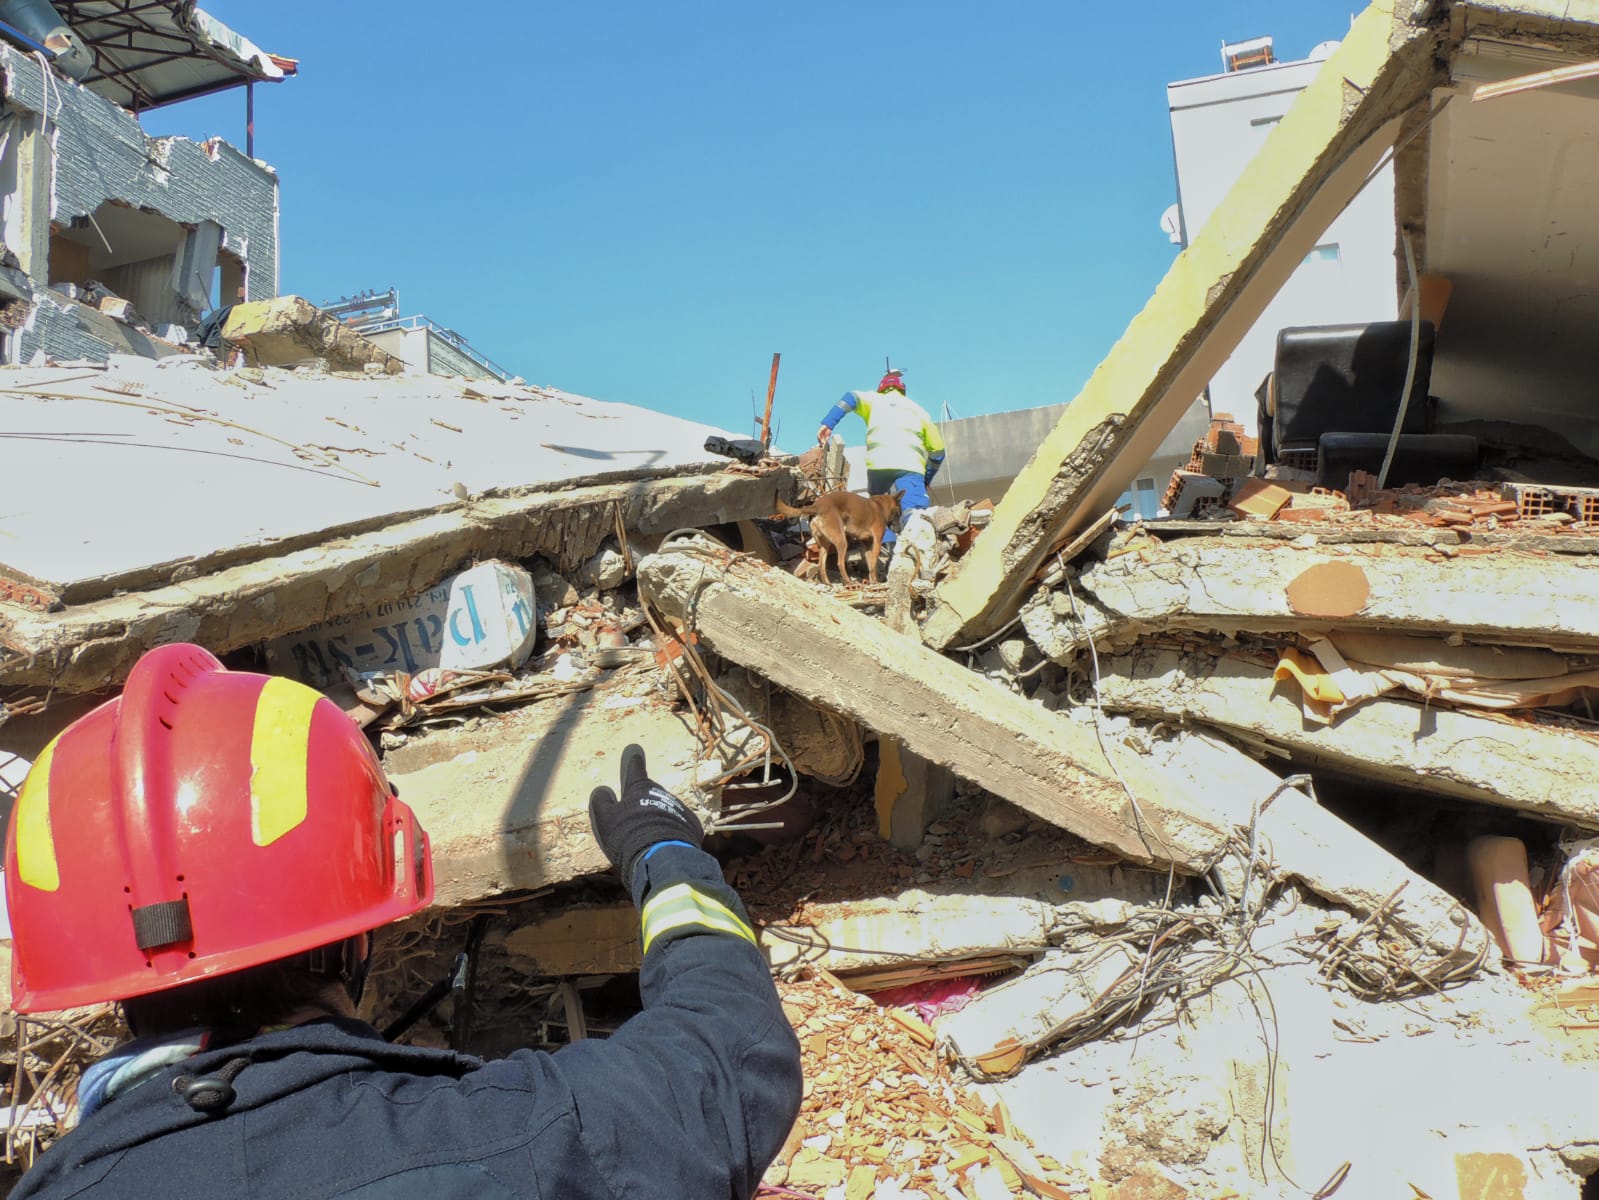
[{"left": 1166, "top": 39, "right": 1399, "bottom": 433}]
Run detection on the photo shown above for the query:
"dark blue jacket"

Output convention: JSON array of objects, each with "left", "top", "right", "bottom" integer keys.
[{"left": 14, "top": 846, "right": 802, "bottom": 1199}]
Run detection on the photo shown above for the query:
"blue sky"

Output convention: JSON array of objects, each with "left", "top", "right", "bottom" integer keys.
[{"left": 144, "top": 3, "right": 1359, "bottom": 444}]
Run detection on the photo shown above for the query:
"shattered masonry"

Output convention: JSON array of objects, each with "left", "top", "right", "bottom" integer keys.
[{"left": 0, "top": 42, "right": 277, "bottom": 364}]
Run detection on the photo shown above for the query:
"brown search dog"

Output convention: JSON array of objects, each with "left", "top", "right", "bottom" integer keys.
[{"left": 776, "top": 489, "right": 903, "bottom": 585}]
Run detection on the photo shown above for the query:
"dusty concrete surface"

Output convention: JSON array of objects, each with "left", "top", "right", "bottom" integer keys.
[
  {"left": 0, "top": 470, "right": 791, "bottom": 694},
  {"left": 638, "top": 537, "right": 1233, "bottom": 872},
  {"left": 384, "top": 686, "right": 714, "bottom": 906},
  {"left": 642, "top": 540, "right": 1486, "bottom": 963},
  {"left": 1097, "top": 648, "right": 1599, "bottom": 829},
  {"left": 1023, "top": 536, "right": 1599, "bottom": 661},
  {"left": 0, "top": 357, "right": 763, "bottom": 599},
  {"left": 992, "top": 902, "right": 1599, "bottom": 1199}
]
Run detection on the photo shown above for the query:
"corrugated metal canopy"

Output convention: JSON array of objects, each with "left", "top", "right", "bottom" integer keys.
[{"left": 53, "top": 0, "right": 295, "bottom": 111}]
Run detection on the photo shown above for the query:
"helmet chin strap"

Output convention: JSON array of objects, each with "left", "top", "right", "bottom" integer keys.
[
  {"left": 342, "top": 935, "right": 374, "bottom": 1009},
  {"left": 292, "top": 935, "right": 373, "bottom": 1009}
]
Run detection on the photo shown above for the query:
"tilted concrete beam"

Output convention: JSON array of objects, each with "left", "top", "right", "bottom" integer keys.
[
  {"left": 638, "top": 541, "right": 1484, "bottom": 961},
  {"left": 922, "top": 0, "right": 1443, "bottom": 650}
]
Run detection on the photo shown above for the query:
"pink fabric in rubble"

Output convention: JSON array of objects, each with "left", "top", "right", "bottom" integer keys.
[{"left": 871, "top": 976, "right": 983, "bottom": 1023}]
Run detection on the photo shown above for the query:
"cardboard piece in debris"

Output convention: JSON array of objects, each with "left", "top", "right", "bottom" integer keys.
[{"left": 266, "top": 560, "right": 537, "bottom": 687}]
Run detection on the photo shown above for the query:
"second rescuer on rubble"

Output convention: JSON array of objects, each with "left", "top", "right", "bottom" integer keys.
[
  {"left": 6, "top": 643, "right": 802, "bottom": 1199},
  {"left": 816, "top": 368, "right": 946, "bottom": 543}
]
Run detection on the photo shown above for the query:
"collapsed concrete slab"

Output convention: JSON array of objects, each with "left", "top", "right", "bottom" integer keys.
[
  {"left": 1021, "top": 534, "right": 1599, "bottom": 661},
  {"left": 222, "top": 296, "right": 405, "bottom": 374},
  {"left": 0, "top": 470, "right": 789, "bottom": 694},
  {"left": 638, "top": 538, "right": 1229, "bottom": 871},
  {"left": 638, "top": 540, "right": 1485, "bottom": 962},
  {"left": 0, "top": 359, "right": 776, "bottom": 603},
  {"left": 495, "top": 902, "right": 640, "bottom": 976},
  {"left": 382, "top": 690, "right": 713, "bottom": 905},
  {"left": 0, "top": 356, "right": 799, "bottom": 692},
  {"left": 921, "top": 1, "right": 1442, "bottom": 651},
  {"left": 1094, "top": 648, "right": 1599, "bottom": 830},
  {"left": 993, "top": 926, "right": 1592, "bottom": 1199}
]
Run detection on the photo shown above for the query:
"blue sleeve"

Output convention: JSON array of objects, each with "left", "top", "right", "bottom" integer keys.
[
  {"left": 545, "top": 845, "right": 802, "bottom": 1198},
  {"left": 925, "top": 449, "right": 946, "bottom": 484},
  {"left": 820, "top": 392, "right": 859, "bottom": 432}
]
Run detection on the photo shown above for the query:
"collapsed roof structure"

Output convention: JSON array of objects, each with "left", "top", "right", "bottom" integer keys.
[{"left": 6, "top": 1, "right": 1599, "bottom": 1197}]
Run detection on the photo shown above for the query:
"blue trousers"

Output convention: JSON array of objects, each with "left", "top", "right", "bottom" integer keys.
[{"left": 867, "top": 470, "right": 931, "bottom": 545}]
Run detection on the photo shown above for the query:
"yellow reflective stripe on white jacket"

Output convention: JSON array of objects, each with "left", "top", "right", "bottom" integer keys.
[{"left": 640, "top": 882, "right": 757, "bottom": 954}]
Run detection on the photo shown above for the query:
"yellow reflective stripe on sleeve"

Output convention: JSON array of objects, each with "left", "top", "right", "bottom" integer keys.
[
  {"left": 922, "top": 418, "right": 946, "bottom": 456},
  {"left": 640, "top": 881, "right": 757, "bottom": 954},
  {"left": 249, "top": 676, "right": 321, "bottom": 846},
  {"left": 14, "top": 735, "right": 60, "bottom": 892}
]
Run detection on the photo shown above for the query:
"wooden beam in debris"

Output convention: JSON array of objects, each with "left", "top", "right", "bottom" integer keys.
[
  {"left": 920, "top": 0, "right": 1441, "bottom": 651},
  {"left": 637, "top": 541, "right": 1486, "bottom": 962},
  {"left": 1022, "top": 536, "right": 1599, "bottom": 662},
  {"left": 0, "top": 471, "right": 792, "bottom": 694},
  {"left": 1095, "top": 648, "right": 1599, "bottom": 830}
]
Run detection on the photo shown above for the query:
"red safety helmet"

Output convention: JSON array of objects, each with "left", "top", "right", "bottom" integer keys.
[
  {"left": 877, "top": 370, "right": 905, "bottom": 394},
  {"left": 5, "top": 644, "right": 432, "bottom": 1013}
]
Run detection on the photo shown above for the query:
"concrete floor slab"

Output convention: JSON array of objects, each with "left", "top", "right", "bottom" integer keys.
[
  {"left": 0, "top": 357, "right": 739, "bottom": 598},
  {"left": 382, "top": 687, "right": 714, "bottom": 906}
]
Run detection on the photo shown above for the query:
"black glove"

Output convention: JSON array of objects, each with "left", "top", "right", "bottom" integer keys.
[{"left": 588, "top": 744, "right": 705, "bottom": 886}]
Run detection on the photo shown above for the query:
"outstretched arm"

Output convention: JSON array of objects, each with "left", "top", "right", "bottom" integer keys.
[
  {"left": 554, "top": 845, "right": 801, "bottom": 1199},
  {"left": 817, "top": 392, "right": 861, "bottom": 443},
  {"left": 561, "top": 748, "right": 802, "bottom": 1197}
]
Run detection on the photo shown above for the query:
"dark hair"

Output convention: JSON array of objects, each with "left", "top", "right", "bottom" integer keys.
[{"left": 121, "top": 943, "right": 358, "bottom": 1038}]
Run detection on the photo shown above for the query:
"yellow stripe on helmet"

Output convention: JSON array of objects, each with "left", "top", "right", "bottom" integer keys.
[
  {"left": 639, "top": 881, "right": 757, "bottom": 954},
  {"left": 13, "top": 735, "right": 61, "bottom": 892},
  {"left": 249, "top": 676, "right": 322, "bottom": 846}
]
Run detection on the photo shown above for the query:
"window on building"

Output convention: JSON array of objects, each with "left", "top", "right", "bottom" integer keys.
[
  {"left": 1134, "top": 477, "right": 1159, "bottom": 519},
  {"left": 1302, "top": 242, "right": 1341, "bottom": 266},
  {"left": 1115, "top": 477, "right": 1164, "bottom": 521}
]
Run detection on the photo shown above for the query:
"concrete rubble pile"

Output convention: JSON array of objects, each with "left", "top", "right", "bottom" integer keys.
[{"left": 10, "top": 2, "right": 1599, "bottom": 1199}]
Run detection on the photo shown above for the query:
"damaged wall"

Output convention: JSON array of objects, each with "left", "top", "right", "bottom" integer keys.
[{"left": 0, "top": 43, "right": 278, "bottom": 363}]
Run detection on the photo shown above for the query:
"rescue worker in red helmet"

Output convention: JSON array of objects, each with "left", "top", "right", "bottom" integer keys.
[
  {"left": 816, "top": 369, "right": 947, "bottom": 544},
  {"left": 6, "top": 643, "right": 801, "bottom": 1199}
]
